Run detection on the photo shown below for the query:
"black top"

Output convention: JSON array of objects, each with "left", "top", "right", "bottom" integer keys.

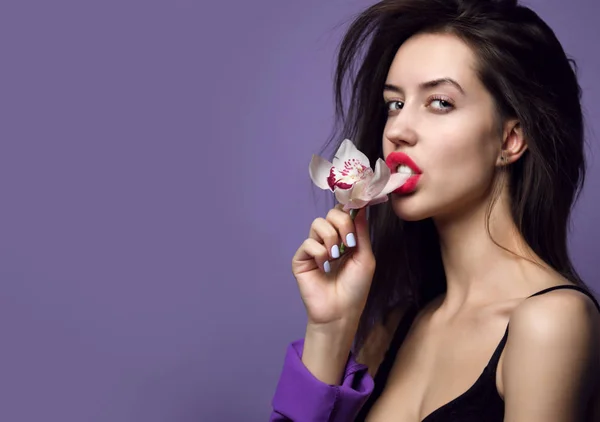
[{"left": 355, "top": 285, "right": 600, "bottom": 421}]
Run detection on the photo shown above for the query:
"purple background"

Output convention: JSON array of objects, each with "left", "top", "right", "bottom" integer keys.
[{"left": 0, "top": 0, "right": 597, "bottom": 420}]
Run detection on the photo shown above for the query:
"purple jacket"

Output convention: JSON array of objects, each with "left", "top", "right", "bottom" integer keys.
[{"left": 270, "top": 339, "right": 375, "bottom": 421}]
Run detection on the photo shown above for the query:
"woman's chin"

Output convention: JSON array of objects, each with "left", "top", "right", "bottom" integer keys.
[{"left": 390, "top": 192, "right": 431, "bottom": 221}]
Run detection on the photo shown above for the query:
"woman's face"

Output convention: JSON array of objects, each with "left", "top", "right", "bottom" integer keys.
[{"left": 382, "top": 32, "right": 503, "bottom": 222}]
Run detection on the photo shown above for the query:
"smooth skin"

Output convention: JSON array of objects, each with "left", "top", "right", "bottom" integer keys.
[{"left": 291, "top": 32, "right": 600, "bottom": 421}]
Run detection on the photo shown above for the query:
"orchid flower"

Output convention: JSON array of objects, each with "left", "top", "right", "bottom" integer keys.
[
  {"left": 309, "top": 139, "right": 409, "bottom": 252},
  {"left": 309, "top": 139, "right": 410, "bottom": 209}
]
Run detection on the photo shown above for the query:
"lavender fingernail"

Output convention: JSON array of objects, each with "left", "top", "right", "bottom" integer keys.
[
  {"left": 324, "top": 261, "right": 331, "bottom": 273},
  {"left": 331, "top": 245, "right": 340, "bottom": 259},
  {"left": 346, "top": 233, "right": 356, "bottom": 248}
]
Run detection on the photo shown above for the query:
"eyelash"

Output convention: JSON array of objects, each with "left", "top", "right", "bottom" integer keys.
[
  {"left": 384, "top": 96, "right": 455, "bottom": 114},
  {"left": 428, "top": 95, "right": 454, "bottom": 112}
]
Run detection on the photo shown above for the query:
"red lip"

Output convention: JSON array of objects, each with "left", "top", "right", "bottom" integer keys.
[
  {"left": 385, "top": 152, "right": 422, "bottom": 173},
  {"left": 385, "top": 152, "right": 422, "bottom": 195}
]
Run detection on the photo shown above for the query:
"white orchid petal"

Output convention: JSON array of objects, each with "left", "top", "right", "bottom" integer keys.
[
  {"left": 349, "top": 177, "right": 369, "bottom": 199},
  {"left": 334, "top": 186, "right": 353, "bottom": 205},
  {"left": 379, "top": 172, "right": 411, "bottom": 195},
  {"left": 309, "top": 154, "right": 333, "bottom": 191},
  {"left": 366, "top": 195, "right": 389, "bottom": 207},
  {"left": 355, "top": 159, "right": 390, "bottom": 200},
  {"left": 332, "top": 139, "right": 370, "bottom": 169},
  {"left": 342, "top": 198, "right": 369, "bottom": 211}
]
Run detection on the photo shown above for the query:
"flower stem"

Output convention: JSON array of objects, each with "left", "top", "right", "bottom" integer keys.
[{"left": 339, "top": 208, "right": 360, "bottom": 255}]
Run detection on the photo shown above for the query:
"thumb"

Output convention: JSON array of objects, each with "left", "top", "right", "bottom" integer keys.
[{"left": 352, "top": 207, "right": 373, "bottom": 256}]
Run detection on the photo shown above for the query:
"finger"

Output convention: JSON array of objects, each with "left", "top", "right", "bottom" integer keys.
[
  {"left": 293, "top": 238, "right": 331, "bottom": 273},
  {"left": 309, "top": 217, "right": 342, "bottom": 261},
  {"left": 325, "top": 207, "right": 357, "bottom": 251},
  {"left": 351, "top": 207, "right": 374, "bottom": 262}
]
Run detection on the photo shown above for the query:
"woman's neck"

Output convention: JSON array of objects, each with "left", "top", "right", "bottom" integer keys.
[{"left": 432, "top": 188, "right": 548, "bottom": 314}]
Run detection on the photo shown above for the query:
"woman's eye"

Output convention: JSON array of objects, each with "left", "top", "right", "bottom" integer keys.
[
  {"left": 429, "top": 98, "right": 454, "bottom": 111},
  {"left": 386, "top": 100, "right": 404, "bottom": 112}
]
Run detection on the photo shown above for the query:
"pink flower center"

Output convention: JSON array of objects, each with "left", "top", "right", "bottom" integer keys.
[{"left": 327, "top": 158, "right": 372, "bottom": 190}]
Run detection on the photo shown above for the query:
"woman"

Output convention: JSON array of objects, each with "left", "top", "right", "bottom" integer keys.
[{"left": 270, "top": 0, "right": 600, "bottom": 420}]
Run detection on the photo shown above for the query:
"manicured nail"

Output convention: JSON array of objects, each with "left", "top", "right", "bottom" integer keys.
[
  {"left": 331, "top": 245, "right": 340, "bottom": 259},
  {"left": 324, "top": 261, "right": 331, "bottom": 273},
  {"left": 346, "top": 233, "right": 356, "bottom": 248}
]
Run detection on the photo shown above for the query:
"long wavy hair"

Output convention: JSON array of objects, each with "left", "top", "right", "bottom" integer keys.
[{"left": 317, "top": 0, "right": 591, "bottom": 352}]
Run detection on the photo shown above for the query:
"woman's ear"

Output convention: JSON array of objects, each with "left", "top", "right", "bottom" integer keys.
[{"left": 497, "top": 119, "right": 527, "bottom": 166}]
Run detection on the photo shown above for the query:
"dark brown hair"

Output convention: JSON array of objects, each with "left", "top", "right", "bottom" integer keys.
[{"left": 318, "top": 0, "right": 591, "bottom": 352}]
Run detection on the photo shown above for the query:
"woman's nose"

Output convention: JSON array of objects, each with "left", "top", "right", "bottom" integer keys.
[{"left": 383, "top": 110, "right": 418, "bottom": 146}]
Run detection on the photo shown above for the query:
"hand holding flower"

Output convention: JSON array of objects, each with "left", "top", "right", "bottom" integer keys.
[
  {"left": 309, "top": 139, "right": 409, "bottom": 253},
  {"left": 290, "top": 139, "right": 408, "bottom": 385}
]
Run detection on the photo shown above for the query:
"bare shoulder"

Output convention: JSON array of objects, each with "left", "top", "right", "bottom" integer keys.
[
  {"left": 501, "top": 284, "right": 600, "bottom": 418},
  {"left": 506, "top": 285, "right": 600, "bottom": 362},
  {"left": 509, "top": 285, "right": 600, "bottom": 342}
]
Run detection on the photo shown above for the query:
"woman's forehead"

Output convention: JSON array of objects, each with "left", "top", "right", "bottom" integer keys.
[{"left": 385, "top": 32, "right": 478, "bottom": 92}]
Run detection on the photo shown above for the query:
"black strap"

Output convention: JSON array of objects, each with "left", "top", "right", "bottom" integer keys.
[{"left": 526, "top": 284, "right": 600, "bottom": 311}]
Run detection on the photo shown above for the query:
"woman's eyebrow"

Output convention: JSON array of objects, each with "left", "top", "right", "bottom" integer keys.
[{"left": 384, "top": 78, "right": 465, "bottom": 95}]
